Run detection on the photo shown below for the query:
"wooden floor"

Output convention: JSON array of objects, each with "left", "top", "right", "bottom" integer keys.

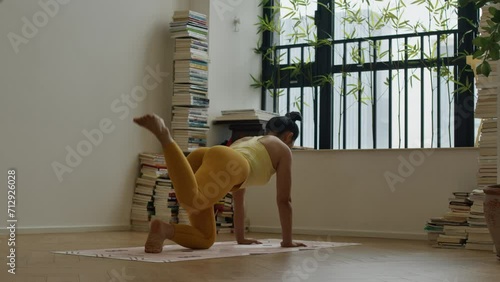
[{"left": 1, "top": 231, "right": 499, "bottom": 282}]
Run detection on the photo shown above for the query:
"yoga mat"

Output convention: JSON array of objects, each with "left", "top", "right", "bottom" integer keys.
[{"left": 53, "top": 239, "right": 360, "bottom": 263}]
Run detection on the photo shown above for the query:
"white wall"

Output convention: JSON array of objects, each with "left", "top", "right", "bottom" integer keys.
[
  {"left": 204, "top": 0, "right": 262, "bottom": 145},
  {"left": 0, "top": 0, "right": 188, "bottom": 232},
  {"left": 245, "top": 148, "right": 479, "bottom": 239}
]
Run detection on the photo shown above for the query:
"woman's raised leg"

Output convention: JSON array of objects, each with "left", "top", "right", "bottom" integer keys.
[{"left": 134, "top": 114, "right": 249, "bottom": 251}]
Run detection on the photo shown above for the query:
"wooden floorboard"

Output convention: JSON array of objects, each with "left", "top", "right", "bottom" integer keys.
[{"left": 1, "top": 231, "right": 499, "bottom": 281}]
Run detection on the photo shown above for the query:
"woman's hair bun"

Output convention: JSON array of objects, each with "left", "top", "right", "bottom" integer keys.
[{"left": 285, "top": 111, "right": 302, "bottom": 123}]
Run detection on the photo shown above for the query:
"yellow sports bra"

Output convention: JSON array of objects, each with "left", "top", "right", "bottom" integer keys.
[{"left": 230, "top": 136, "right": 276, "bottom": 188}]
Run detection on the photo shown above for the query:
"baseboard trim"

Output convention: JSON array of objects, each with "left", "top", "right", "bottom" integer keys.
[
  {"left": 0, "top": 225, "right": 131, "bottom": 235},
  {"left": 249, "top": 226, "right": 427, "bottom": 241}
]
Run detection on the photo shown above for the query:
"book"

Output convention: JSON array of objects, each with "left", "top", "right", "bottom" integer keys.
[
  {"left": 130, "top": 220, "right": 150, "bottom": 232},
  {"left": 172, "top": 10, "right": 207, "bottom": 23},
  {"left": 214, "top": 193, "right": 234, "bottom": 233},
  {"left": 465, "top": 243, "right": 495, "bottom": 251},
  {"left": 437, "top": 234, "right": 467, "bottom": 244},
  {"left": 214, "top": 109, "right": 279, "bottom": 122},
  {"left": 468, "top": 232, "right": 494, "bottom": 243}
]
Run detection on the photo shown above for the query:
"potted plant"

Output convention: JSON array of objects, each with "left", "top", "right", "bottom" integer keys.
[{"left": 459, "top": 0, "right": 500, "bottom": 76}]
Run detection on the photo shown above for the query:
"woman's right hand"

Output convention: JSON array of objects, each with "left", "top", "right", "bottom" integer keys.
[{"left": 237, "top": 238, "right": 262, "bottom": 245}]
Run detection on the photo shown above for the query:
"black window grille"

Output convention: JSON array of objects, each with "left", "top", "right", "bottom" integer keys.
[{"left": 259, "top": 0, "right": 478, "bottom": 149}]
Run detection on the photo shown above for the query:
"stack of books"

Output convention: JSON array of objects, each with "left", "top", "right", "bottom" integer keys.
[
  {"left": 475, "top": 89, "right": 497, "bottom": 119},
  {"left": 171, "top": 10, "right": 208, "bottom": 40},
  {"left": 131, "top": 178, "right": 154, "bottom": 232},
  {"left": 466, "top": 189, "right": 495, "bottom": 251},
  {"left": 131, "top": 153, "right": 201, "bottom": 230},
  {"left": 171, "top": 106, "right": 209, "bottom": 128},
  {"left": 213, "top": 109, "right": 278, "bottom": 122},
  {"left": 152, "top": 178, "right": 174, "bottom": 224},
  {"left": 424, "top": 221, "right": 444, "bottom": 245},
  {"left": 131, "top": 153, "right": 168, "bottom": 231},
  {"left": 477, "top": 119, "right": 497, "bottom": 186},
  {"left": 170, "top": 10, "right": 209, "bottom": 153},
  {"left": 177, "top": 207, "right": 190, "bottom": 225},
  {"left": 171, "top": 107, "right": 209, "bottom": 152},
  {"left": 425, "top": 192, "right": 471, "bottom": 248},
  {"left": 172, "top": 93, "right": 209, "bottom": 107},
  {"left": 214, "top": 193, "right": 234, "bottom": 234},
  {"left": 475, "top": 4, "right": 499, "bottom": 186},
  {"left": 139, "top": 152, "right": 166, "bottom": 168},
  {"left": 167, "top": 187, "right": 178, "bottom": 214},
  {"left": 467, "top": 4, "right": 500, "bottom": 254}
]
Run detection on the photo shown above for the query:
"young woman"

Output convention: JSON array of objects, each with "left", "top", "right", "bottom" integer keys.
[{"left": 133, "top": 112, "right": 305, "bottom": 253}]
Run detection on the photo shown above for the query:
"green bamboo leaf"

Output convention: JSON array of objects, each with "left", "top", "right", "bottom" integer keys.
[
  {"left": 250, "top": 74, "right": 266, "bottom": 89},
  {"left": 283, "top": 11, "right": 295, "bottom": 19},
  {"left": 317, "top": 2, "right": 333, "bottom": 13}
]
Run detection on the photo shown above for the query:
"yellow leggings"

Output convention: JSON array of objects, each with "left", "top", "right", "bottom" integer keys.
[{"left": 161, "top": 142, "right": 250, "bottom": 249}]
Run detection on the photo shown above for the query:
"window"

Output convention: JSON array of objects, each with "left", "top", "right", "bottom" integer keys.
[{"left": 259, "top": 0, "right": 478, "bottom": 149}]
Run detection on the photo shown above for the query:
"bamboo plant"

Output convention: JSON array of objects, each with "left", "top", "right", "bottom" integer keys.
[{"left": 252, "top": 0, "right": 495, "bottom": 148}]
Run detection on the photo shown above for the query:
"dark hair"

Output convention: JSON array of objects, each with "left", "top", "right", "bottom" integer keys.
[{"left": 265, "top": 111, "right": 302, "bottom": 141}]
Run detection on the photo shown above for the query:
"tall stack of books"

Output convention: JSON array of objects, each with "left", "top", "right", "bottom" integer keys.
[
  {"left": 467, "top": 4, "right": 500, "bottom": 252},
  {"left": 170, "top": 10, "right": 209, "bottom": 153},
  {"left": 131, "top": 153, "right": 168, "bottom": 231},
  {"left": 466, "top": 189, "right": 495, "bottom": 251},
  {"left": 214, "top": 193, "right": 234, "bottom": 234},
  {"left": 476, "top": 4, "right": 499, "bottom": 187},
  {"left": 425, "top": 192, "right": 471, "bottom": 248}
]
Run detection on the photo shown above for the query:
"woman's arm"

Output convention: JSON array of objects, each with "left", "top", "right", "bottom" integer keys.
[
  {"left": 233, "top": 188, "right": 261, "bottom": 244},
  {"left": 276, "top": 146, "right": 306, "bottom": 247}
]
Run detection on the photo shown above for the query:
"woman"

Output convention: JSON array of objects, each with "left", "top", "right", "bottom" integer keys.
[{"left": 133, "top": 112, "right": 305, "bottom": 253}]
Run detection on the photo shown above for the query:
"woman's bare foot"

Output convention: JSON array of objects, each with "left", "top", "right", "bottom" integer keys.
[
  {"left": 144, "top": 219, "right": 175, "bottom": 253},
  {"left": 133, "top": 114, "right": 173, "bottom": 146}
]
